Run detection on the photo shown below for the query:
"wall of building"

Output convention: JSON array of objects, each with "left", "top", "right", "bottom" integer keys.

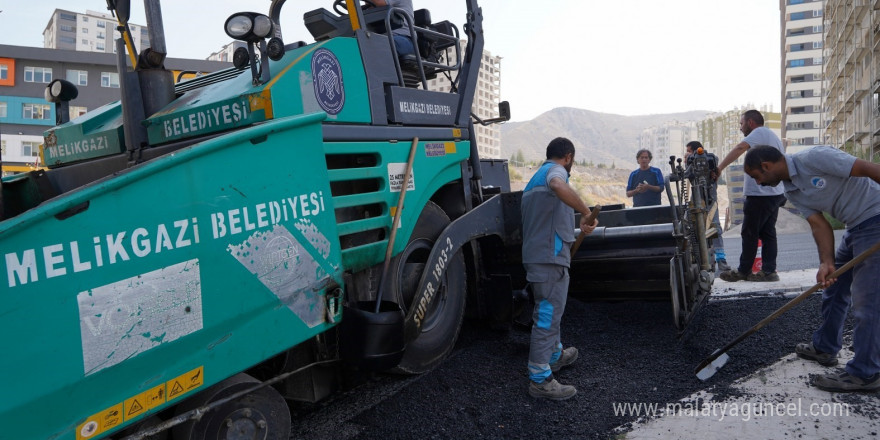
[
  {"left": 822, "top": 0, "right": 880, "bottom": 161},
  {"left": 43, "top": 9, "right": 149, "bottom": 55}
]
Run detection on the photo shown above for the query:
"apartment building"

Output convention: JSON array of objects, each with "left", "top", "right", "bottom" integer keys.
[
  {"left": 822, "top": 0, "right": 880, "bottom": 160},
  {"left": 43, "top": 9, "right": 149, "bottom": 55},
  {"left": 781, "top": 0, "right": 826, "bottom": 154},
  {"left": 0, "top": 44, "right": 229, "bottom": 174},
  {"left": 427, "top": 42, "right": 503, "bottom": 158},
  {"left": 637, "top": 122, "right": 697, "bottom": 166}
]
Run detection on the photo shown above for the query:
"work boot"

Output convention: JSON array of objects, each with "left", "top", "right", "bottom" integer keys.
[
  {"left": 528, "top": 378, "right": 577, "bottom": 400},
  {"left": 720, "top": 269, "right": 749, "bottom": 282},
  {"left": 747, "top": 270, "right": 780, "bottom": 282},
  {"left": 811, "top": 370, "right": 880, "bottom": 393},
  {"left": 716, "top": 259, "right": 731, "bottom": 272},
  {"left": 796, "top": 342, "right": 838, "bottom": 366},
  {"left": 550, "top": 347, "right": 579, "bottom": 372}
]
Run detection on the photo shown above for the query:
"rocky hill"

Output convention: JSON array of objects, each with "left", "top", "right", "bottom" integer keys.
[{"left": 501, "top": 107, "right": 712, "bottom": 167}]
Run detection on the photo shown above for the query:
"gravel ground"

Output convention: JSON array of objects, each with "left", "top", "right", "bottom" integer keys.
[{"left": 289, "top": 294, "right": 827, "bottom": 439}]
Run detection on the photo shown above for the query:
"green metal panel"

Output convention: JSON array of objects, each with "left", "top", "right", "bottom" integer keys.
[
  {"left": 325, "top": 140, "right": 470, "bottom": 272},
  {"left": 0, "top": 113, "right": 342, "bottom": 440},
  {"left": 144, "top": 38, "right": 371, "bottom": 147},
  {"left": 42, "top": 102, "right": 126, "bottom": 168}
]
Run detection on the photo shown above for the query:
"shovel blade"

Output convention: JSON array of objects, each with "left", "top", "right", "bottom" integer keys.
[{"left": 695, "top": 351, "right": 730, "bottom": 381}]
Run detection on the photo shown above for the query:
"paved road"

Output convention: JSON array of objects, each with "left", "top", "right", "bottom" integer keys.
[
  {"left": 722, "top": 229, "right": 846, "bottom": 272},
  {"left": 285, "top": 229, "right": 862, "bottom": 439}
]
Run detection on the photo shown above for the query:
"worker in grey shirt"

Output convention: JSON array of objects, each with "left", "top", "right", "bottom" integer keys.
[
  {"left": 717, "top": 109, "right": 786, "bottom": 282},
  {"left": 744, "top": 145, "right": 880, "bottom": 392},
  {"left": 521, "top": 137, "right": 597, "bottom": 400}
]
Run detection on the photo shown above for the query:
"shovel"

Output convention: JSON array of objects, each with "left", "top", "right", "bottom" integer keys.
[{"left": 695, "top": 239, "right": 880, "bottom": 381}]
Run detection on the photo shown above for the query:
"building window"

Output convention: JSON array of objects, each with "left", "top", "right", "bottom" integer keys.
[
  {"left": 59, "top": 36, "right": 76, "bottom": 44},
  {"left": 66, "top": 69, "right": 88, "bottom": 86},
  {"left": 82, "top": 28, "right": 88, "bottom": 34},
  {"left": 813, "top": 9, "right": 823, "bottom": 17},
  {"left": 97, "top": 20, "right": 106, "bottom": 28},
  {"left": 96, "top": 42, "right": 105, "bottom": 51},
  {"left": 22, "top": 103, "right": 52, "bottom": 120},
  {"left": 59, "top": 12, "right": 76, "bottom": 21},
  {"left": 70, "top": 106, "right": 88, "bottom": 120},
  {"left": 813, "top": 57, "right": 822, "bottom": 65},
  {"left": 0, "top": 101, "right": 6, "bottom": 118},
  {"left": 813, "top": 25, "right": 823, "bottom": 33},
  {"left": 813, "top": 41, "right": 823, "bottom": 49},
  {"left": 24, "top": 66, "right": 52, "bottom": 83},
  {"left": 0, "top": 64, "right": 6, "bottom": 80},
  {"left": 82, "top": 39, "right": 89, "bottom": 45},
  {"left": 790, "top": 12, "right": 806, "bottom": 20},
  {"left": 789, "top": 59, "right": 805, "bottom": 67},
  {"left": 101, "top": 72, "right": 119, "bottom": 88},
  {"left": 60, "top": 24, "right": 75, "bottom": 32},
  {"left": 21, "top": 141, "right": 41, "bottom": 157},
  {"left": 82, "top": 16, "right": 89, "bottom": 22},
  {"left": 97, "top": 31, "right": 105, "bottom": 39}
]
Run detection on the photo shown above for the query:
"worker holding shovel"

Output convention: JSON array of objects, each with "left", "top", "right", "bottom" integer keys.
[{"left": 743, "top": 145, "right": 880, "bottom": 392}]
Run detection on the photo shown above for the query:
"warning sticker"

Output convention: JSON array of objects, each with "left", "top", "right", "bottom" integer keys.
[
  {"left": 124, "top": 383, "right": 167, "bottom": 421},
  {"left": 75, "top": 403, "right": 123, "bottom": 440},
  {"left": 388, "top": 163, "right": 415, "bottom": 193},
  {"left": 166, "top": 366, "right": 204, "bottom": 402},
  {"left": 76, "top": 366, "right": 205, "bottom": 438}
]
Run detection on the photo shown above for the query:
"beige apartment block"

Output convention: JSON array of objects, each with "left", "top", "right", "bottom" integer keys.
[{"left": 822, "top": 0, "right": 880, "bottom": 160}]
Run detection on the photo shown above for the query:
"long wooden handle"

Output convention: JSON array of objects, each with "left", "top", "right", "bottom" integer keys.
[
  {"left": 570, "top": 206, "right": 602, "bottom": 257},
  {"left": 699, "top": 239, "right": 880, "bottom": 368},
  {"left": 375, "top": 137, "right": 419, "bottom": 313}
]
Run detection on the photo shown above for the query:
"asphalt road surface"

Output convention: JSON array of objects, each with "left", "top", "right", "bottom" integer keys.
[
  {"left": 721, "top": 229, "right": 846, "bottom": 273},
  {"left": 285, "top": 230, "right": 848, "bottom": 439}
]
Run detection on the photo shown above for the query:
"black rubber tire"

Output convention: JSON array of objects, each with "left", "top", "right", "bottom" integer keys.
[
  {"left": 392, "top": 201, "right": 467, "bottom": 374},
  {"left": 171, "top": 373, "right": 290, "bottom": 440}
]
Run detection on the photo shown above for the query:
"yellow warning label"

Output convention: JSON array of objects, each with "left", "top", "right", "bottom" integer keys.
[
  {"left": 143, "top": 383, "right": 167, "bottom": 410},
  {"left": 124, "top": 396, "right": 146, "bottom": 420},
  {"left": 452, "top": 128, "right": 462, "bottom": 138},
  {"left": 166, "top": 366, "right": 204, "bottom": 403},
  {"left": 76, "top": 403, "right": 123, "bottom": 440},
  {"left": 444, "top": 142, "right": 457, "bottom": 154},
  {"left": 78, "top": 366, "right": 205, "bottom": 437}
]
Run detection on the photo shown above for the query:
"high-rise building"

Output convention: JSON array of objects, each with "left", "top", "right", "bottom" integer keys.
[
  {"left": 638, "top": 122, "right": 697, "bottom": 167},
  {"left": 780, "top": 0, "right": 826, "bottom": 154},
  {"left": 43, "top": 9, "right": 149, "bottom": 55},
  {"left": 427, "top": 42, "right": 502, "bottom": 158},
  {"left": 822, "top": 0, "right": 880, "bottom": 160}
]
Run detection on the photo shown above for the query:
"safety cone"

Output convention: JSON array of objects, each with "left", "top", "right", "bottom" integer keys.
[{"left": 752, "top": 239, "right": 763, "bottom": 274}]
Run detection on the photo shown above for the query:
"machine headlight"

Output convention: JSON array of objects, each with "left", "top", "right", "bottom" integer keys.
[
  {"left": 224, "top": 12, "right": 274, "bottom": 42},
  {"left": 253, "top": 15, "right": 273, "bottom": 39},
  {"left": 44, "top": 79, "right": 79, "bottom": 103}
]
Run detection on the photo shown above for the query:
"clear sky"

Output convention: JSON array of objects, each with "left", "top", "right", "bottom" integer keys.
[{"left": 0, "top": 0, "right": 781, "bottom": 121}]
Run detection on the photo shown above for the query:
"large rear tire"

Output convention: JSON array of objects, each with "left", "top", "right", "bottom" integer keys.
[{"left": 391, "top": 201, "right": 467, "bottom": 374}]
